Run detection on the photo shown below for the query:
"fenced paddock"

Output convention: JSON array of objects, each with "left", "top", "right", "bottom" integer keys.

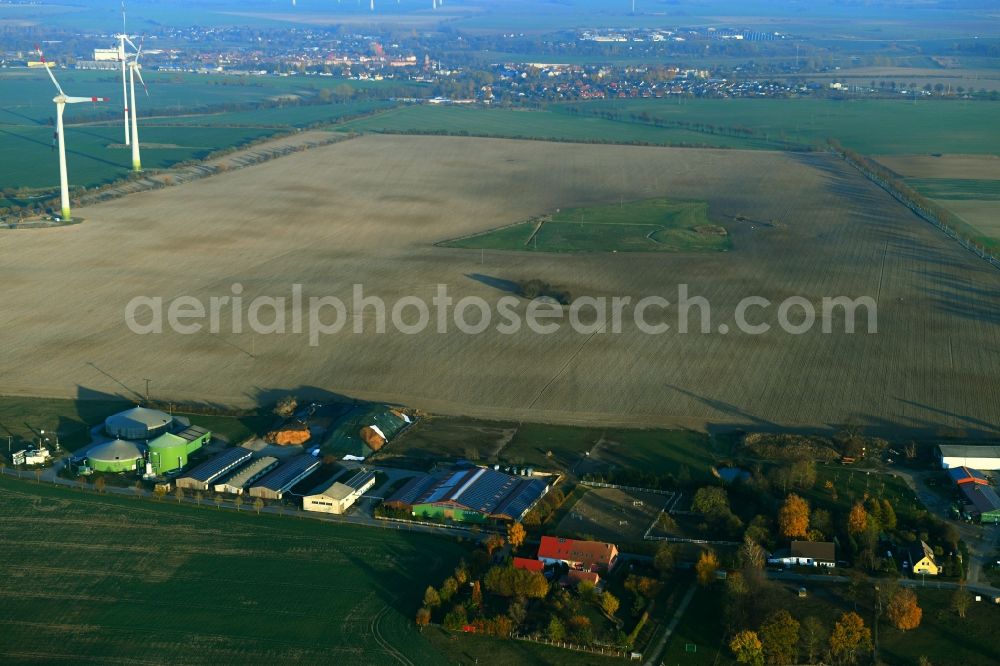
[{"left": 555, "top": 486, "right": 674, "bottom": 543}]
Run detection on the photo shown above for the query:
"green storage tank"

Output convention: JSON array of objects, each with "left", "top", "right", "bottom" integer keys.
[
  {"left": 148, "top": 425, "right": 211, "bottom": 474},
  {"left": 88, "top": 439, "right": 143, "bottom": 473}
]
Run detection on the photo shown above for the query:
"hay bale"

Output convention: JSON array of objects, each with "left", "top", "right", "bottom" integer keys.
[
  {"left": 265, "top": 426, "right": 311, "bottom": 446},
  {"left": 360, "top": 425, "right": 386, "bottom": 451}
]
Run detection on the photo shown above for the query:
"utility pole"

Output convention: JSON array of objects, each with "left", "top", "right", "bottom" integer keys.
[
  {"left": 873, "top": 584, "right": 880, "bottom": 663},
  {"left": 143, "top": 378, "right": 151, "bottom": 404}
]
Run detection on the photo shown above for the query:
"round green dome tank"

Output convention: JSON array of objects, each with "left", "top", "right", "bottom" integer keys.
[{"left": 88, "top": 439, "right": 143, "bottom": 473}]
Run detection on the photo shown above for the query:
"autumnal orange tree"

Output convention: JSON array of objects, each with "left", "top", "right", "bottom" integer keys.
[
  {"left": 829, "top": 611, "right": 872, "bottom": 665},
  {"left": 507, "top": 522, "right": 526, "bottom": 549},
  {"left": 729, "top": 630, "right": 764, "bottom": 666},
  {"left": 695, "top": 550, "right": 720, "bottom": 586},
  {"left": 415, "top": 607, "right": 431, "bottom": 626},
  {"left": 778, "top": 494, "right": 810, "bottom": 539},
  {"left": 847, "top": 502, "right": 869, "bottom": 536},
  {"left": 887, "top": 588, "right": 922, "bottom": 630}
]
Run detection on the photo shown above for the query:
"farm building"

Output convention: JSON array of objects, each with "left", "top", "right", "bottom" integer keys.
[
  {"left": 947, "top": 466, "right": 990, "bottom": 486},
  {"left": 769, "top": 541, "right": 836, "bottom": 568},
  {"left": 959, "top": 483, "right": 1000, "bottom": 523},
  {"left": 104, "top": 406, "right": 174, "bottom": 440},
  {"left": 537, "top": 536, "right": 619, "bottom": 572},
  {"left": 939, "top": 444, "right": 1000, "bottom": 471},
  {"left": 147, "top": 425, "right": 211, "bottom": 474},
  {"left": 906, "top": 540, "right": 939, "bottom": 576},
  {"left": 384, "top": 467, "right": 548, "bottom": 523},
  {"left": 512, "top": 557, "right": 545, "bottom": 573},
  {"left": 175, "top": 446, "right": 253, "bottom": 491},
  {"left": 560, "top": 569, "right": 602, "bottom": 589},
  {"left": 87, "top": 439, "right": 144, "bottom": 473},
  {"left": 249, "top": 455, "right": 320, "bottom": 500},
  {"left": 214, "top": 456, "right": 279, "bottom": 494},
  {"left": 302, "top": 470, "right": 376, "bottom": 514}
]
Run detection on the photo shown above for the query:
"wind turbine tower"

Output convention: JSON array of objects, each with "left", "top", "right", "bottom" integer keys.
[
  {"left": 125, "top": 41, "right": 149, "bottom": 172},
  {"left": 31, "top": 48, "right": 109, "bottom": 221},
  {"left": 115, "top": 2, "right": 131, "bottom": 146}
]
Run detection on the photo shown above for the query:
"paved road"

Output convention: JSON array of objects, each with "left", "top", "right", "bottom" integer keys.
[{"left": 767, "top": 569, "right": 999, "bottom": 597}]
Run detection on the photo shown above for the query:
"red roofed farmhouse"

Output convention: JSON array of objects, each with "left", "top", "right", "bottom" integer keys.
[
  {"left": 537, "top": 536, "right": 619, "bottom": 572},
  {"left": 512, "top": 557, "right": 545, "bottom": 573}
]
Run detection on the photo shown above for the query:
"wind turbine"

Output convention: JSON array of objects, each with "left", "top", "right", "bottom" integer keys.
[
  {"left": 115, "top": 1, "right": 131, "bottom": 146},
  {"left": 30, "top": 47, "right": 109, "bottom": 221},
  {"left": 124, "top": 39, "right": 149, "bottom": 172}
]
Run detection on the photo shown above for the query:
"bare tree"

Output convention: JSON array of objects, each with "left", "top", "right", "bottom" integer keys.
[
  {"left": 214, "top": 493, "right": 224, "bottom": 510},
  {"left": 234, "top": 494, "right": 244, "bottom": 512},
  {"left": 195, "top": 491, "right": 204, "bottom": 507},
  {"left": 254, "top": 497, "right": 264, "bottom": 515},
  {"left": 174, "top": 486, "right": 185, "bottom": 504},
  {"left": 94, "top": 476, "right": 106, "bottom": 493}
]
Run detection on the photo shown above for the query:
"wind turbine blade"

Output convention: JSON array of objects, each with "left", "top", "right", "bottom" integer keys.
[
  {"left": 33, "top": 45, "right": 65, "bottom": 96},
  {"left": 65, "top": 96, "right": 111, "bottom": 104},
  {"left": 134, "top": 67, "right": 149, "bottom": 96},
  {"left": 122, "top": 0, "right": 127, "bottom": 34},
  {"left": 124, "top": 36, "right": 139, "bottom": 52}
]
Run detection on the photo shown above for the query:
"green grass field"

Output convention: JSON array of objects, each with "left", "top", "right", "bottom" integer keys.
[
  {"left": 906, "top": 178, "right": 1000, "bottom": 200},
  {"left": 336, "top": 105, "right": 776, "bottom": 150},
  {"left": 566, "top": 98, "right": 1000, "bottom": 155},
  {"left": 442, "top": 197, "right": 726, "bottom": 253},
  {"left": 0, "top": 475, "right": 467, "bottom": 664},
  {"left": 336, "top": 99, "right": 1000, "bottom": 156}
]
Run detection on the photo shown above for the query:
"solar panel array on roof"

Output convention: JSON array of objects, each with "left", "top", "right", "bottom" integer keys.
[
  {"left": 182, "top": 446, "right": 253, "bottom": 483},
  {"left": 494, "top": 479, "right": 549, "bottom": 520},
  {"left": 343, "top": 470, "right": 377, "bottom": 491},
  {"left": 399, "top": 467, "right": 549, "bottom": 519},
  {"left": 176, "top": 425, "right": 210, "bottom": 442},
  {"left": 386, "top": 474, "right": 440, "bottom": 506},
  {"left": 252, "top": 455, "right": 320, "bottom": 492}
]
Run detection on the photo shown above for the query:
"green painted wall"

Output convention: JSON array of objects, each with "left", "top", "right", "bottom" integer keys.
[
  {"left": 412, "top": 504, "right": 487, "bottom": 524},
  {"left": 89, "top": 457, "right": 140, "bottom": 473}
]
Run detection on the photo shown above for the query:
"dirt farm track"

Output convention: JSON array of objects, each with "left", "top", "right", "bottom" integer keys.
[{"left": 2, "top": 135, "right": 999, "bottom": 435}]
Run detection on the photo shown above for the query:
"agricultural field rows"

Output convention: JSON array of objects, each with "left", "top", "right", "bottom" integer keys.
[
  {"left": 2, "top": 135, "right": 999, "bottom": 433},
  {"left": 0, "top": 476, "right": 465, "bottom": 664}
]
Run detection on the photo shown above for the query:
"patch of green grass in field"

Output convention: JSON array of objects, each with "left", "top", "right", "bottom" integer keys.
[
  {"left": 422, "top": 625, "right": 620, "bottom": 665},
  {"left": 0, "top": 475, "right": 467, "bottom": 664},
  {"left": 0, "top": 396, "right": 130, "bottom": 453},
  {"left": 659, "top": 586, "right": 725, "bottom": 665},
  {"left": 442, "top": 197, "right": 727, "bottom": 253},
  {"left": 498, "top": 423, "right": 715, "bottom": 480},
  {"left": 337, "top": 105, "right": 776, "bottom": 150},
  {"left": 174, "top": 412, "right": 274, "bottom": 445},
  {"left": 906, "top": 178, "right": 1000, "bottom": 200},
  {"left": 372, "top": 416, "right": 517, "bottom": 470}
]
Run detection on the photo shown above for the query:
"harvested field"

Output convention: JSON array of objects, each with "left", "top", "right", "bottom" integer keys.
[
  {"left": 1, "top": 135, "right": 1000, "bottom": 434},
  {"left": 875, "top": 154, "right": 1000, "bottom": 181},
  {"left": 874, "top": 154, "right": 1000, "bottom": 245},
  {"left": 555, "top": 486, "right": 672, "bottom": 544}
]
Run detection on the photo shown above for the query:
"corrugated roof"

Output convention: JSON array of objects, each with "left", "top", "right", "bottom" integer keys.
[
  {"left": 406, "top": 468, "right": 548, "bottom": 518},
  {"left": 386, "top": 474, "right": 441, "bottom": 506},
  {"left": 222, "top": 457, "right": 279, "bottom": 488},
  {"left": 252, "top": 455, "right": 320, "bottom": 492},
  {"left": 960, "top": 483, "right": 1000, "bottom": 515},
  {"left": 947, "top": 466, "right": 989, "bottom": 485},
  {"left": 181, "top": 446, "right": 253, "bottom": 483},
  {"left": 175, "top": 425, "right": 210, "bottom": 442},
  {"left": 939, "top": 444, "right": 1000, "bottom": 459}
]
